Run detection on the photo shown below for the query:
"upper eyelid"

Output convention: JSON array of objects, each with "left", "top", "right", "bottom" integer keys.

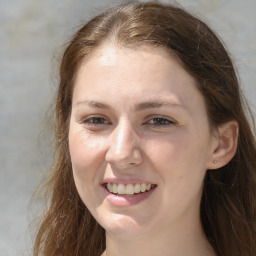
[
  {"left": 78, "top": 114, "right": 177, "bottom": 124},
  {"left": 146, "top": 119, "right": 176, "bottom": 126},
  {"left": 145, "top": 115, "right": 177, "bottom": 123},
  {"left": 80, "top": 115, "right": 111, "bottom": 124}
]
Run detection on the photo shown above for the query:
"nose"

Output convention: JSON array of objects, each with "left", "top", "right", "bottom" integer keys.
[{"left": 105, "top": 121, "right": 143, "bottom": 169}]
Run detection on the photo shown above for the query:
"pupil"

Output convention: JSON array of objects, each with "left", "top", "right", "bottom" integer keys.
[
  {"left": 94, "top": 117, "right": 103, "bottom": 123},
  {"left": 155, "top": 118, "right": 165, "bottom": 124}
]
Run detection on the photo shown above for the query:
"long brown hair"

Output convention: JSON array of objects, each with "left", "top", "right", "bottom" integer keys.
[{"left": 33, "top": 2, "right": 256, "bottom": 255}]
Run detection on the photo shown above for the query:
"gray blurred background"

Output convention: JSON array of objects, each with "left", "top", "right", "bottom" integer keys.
[{"left": 1, "top": 0, "right": 255, "bottom": 255}]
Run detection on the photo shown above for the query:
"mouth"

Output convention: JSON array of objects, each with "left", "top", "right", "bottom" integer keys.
[{"left": 103, "top": 183, "right": 157, "bottom": 196}]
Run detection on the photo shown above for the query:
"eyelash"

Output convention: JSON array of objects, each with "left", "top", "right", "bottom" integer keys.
[
  {"left": 82, "top": 116, "right": 111, "bottom": 126},
  {"left": 145, "top": 117, "right": 176, "bottom": 126},
  {"left": 81, "top": 115, "right": 176, "bottom": 128}
]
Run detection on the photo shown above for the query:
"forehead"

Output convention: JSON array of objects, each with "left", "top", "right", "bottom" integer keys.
[
  {"left": 81, "top": 43, "right": 181, "bottom": 72},
  {"left": 73, "top": 43, "right": 206, "bottom": 115}
]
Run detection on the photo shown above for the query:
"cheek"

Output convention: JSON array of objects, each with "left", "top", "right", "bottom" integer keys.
[
  {"left": 147, "top": 129, "right": 210, "bottom": 185},
  {"left": 146, "top": 132, "right": 199, "bottom": 167},
  {"left": 69, "top": 130, "right": 107, "bottom": 191},
  {"left": 69, "top": 130, "right": 109, "bottom": 211},
  {"left": 69, "top": 131, "right": 105, "bottom": 169}
]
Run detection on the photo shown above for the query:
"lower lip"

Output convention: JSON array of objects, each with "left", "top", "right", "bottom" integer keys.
[{"left": 102, "top": 186, "right": 156, "bottom": 207}]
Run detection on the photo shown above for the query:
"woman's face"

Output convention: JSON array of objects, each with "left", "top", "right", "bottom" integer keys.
[{"left": 69, "top": 44, "right": 217, "bottom": 239}]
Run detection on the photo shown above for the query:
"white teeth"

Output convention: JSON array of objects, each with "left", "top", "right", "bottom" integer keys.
[
  {"left": 105, "top": 183, "right": 155, "bottom": 195},
  {"left": 107, "top": 183, "right": 113, "bottom": 193},
  {"left": 117, "top": 184, "right": 125, "bottom": 194},
  {"left": 140, "top": 183, "right": 146, "bottom": 192},
  {"left": 134, "top": 183, "right": 141, "bottom": 193},
  {"left": 113, "top": 183, "right": 118, "bottom": 194},
  {"left": 126, "top": 184, "right": 134, "bottom": 194}
]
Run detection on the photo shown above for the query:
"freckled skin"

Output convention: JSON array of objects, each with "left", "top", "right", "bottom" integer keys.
[{"left": 69, "top": 44, "right": 217, "bottom": 256}]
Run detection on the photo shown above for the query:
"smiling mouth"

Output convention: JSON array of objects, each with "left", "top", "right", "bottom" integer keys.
[{"left": 104, "top": 183, "right": 157, "bottom": 196}]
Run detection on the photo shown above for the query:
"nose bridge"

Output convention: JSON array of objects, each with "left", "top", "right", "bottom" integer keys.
[
  {"left": 115, "top": 120, "right": 135, "bottom": 154},
  {"left": 105, "top": 119, "right": 142, "bottom": 167}
]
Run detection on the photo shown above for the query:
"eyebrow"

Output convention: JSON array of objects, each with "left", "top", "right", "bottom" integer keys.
[
  {"left": 75, "top": 100, "right": 185, "bottom": 111},
  {"left": 75, "top": 100, "right": 111, "bottom": 109},
  {"left": 134, "top": 101, "right": 183, "bottom": 111}
]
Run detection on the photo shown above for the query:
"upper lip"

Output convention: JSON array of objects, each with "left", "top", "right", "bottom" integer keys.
[{"left": 101, "top": 177, "right": 156, "bottom": 185}]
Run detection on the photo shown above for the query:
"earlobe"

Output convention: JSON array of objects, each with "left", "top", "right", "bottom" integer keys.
[{"left": 207, "top": 121, "right": 239, "bottom": 169}]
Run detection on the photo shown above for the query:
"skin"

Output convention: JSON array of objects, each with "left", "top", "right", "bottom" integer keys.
[{"left": 68, "top": 43, "right": 236, "bottom": 256}]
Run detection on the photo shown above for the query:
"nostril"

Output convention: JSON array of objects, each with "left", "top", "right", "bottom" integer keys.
[{"left": 105, "top": 150, "right": 143, "bottom": 168}]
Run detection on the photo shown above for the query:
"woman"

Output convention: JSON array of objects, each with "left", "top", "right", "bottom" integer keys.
[{"left": 33, "top": 1, "right": 256, "bottom": 256}]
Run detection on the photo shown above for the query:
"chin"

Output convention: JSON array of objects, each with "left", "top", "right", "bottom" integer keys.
[{"left": 97, "top": 212, "right": 153, "bottom": 240}]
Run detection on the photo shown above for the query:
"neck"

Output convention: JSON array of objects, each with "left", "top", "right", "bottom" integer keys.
[{"left": 103, "top": 219, "right": 216, "bottom": 256}]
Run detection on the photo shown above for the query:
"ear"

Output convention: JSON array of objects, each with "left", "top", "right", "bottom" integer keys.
[{"left": 207, "top": 121, "right": 239, "bottom": 169}]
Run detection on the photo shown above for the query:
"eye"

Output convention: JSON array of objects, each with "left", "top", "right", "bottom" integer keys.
[
  {"left": 146, "top": 116, "right": 176, "bottom": 126},
  {"left": 82, "top": 116, "right": 111, "bottom": 127}
]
